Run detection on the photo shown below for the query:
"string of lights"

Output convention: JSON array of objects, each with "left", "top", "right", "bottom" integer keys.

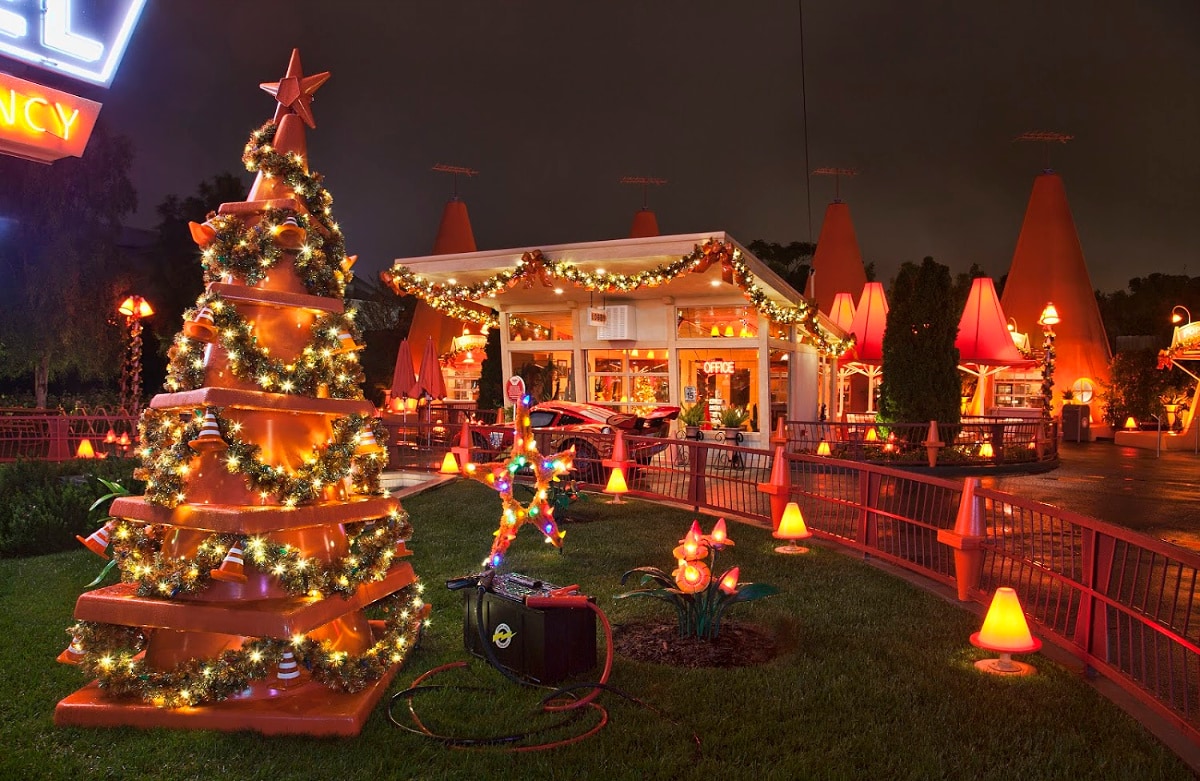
[
  {"left": 136, "top": 408, "right": 387, "bottom": 509},
  {"left": 382, "top": 241, "right": 854, "bottom": 356},
  {"left": 108, "top": 509, "right": 413, "bottom": 599},
  {"left": 65, "top": 585, "right": 427, "bottom": 709},
  {"left": 165, "top": 291, "right": 365, "bottom": 398}
]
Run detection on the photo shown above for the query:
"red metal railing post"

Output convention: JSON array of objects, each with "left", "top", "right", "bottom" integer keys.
[
  {"left": 857, "top": 470, "right": 880, "bottom": 548},
  {"left": 687, "top": 443, "right": 708, "bottom": 511},
  {"left": 757, "top": 445, "right": 792, "bottom": 531},
  {"left": 1074, "top": 528, "right": 1114, "bottom": 669},
  {"left": 47, "top": 415, "right": 70, "bottom": 461}
]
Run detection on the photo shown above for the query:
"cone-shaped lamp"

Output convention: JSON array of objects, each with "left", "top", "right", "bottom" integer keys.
[
  {"left": 439, "top": 452, "right": 460, "bottom": 474},
  {"left": 970, "top": 586, "right": 1042, "bottom": 675},
  {"left": 605, "top": 466, "right": 629, "bottom": 504},
  {"left": 773, "top": 501, "right": 811, "bottom": 554}
]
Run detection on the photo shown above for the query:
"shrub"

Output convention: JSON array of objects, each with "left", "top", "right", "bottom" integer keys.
[{"left": 0, "top": 459, "right": 140, "bottom": 558}]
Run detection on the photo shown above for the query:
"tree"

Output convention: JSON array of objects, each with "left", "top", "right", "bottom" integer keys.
[
  {"left": 143, "top": 173, "right": 248, "bottom": 353},
  {"left": 1102, "top": 348, "right": 1194, "bottom": 429},
  {"left": 878, "top": 257, "right": 962, "bottom": 426},
  {"left": 746, "top": 240, "right": 815, "bottom": 294},
  {"left": 0, "top": 122, "right": 137, "bottom": 408}
]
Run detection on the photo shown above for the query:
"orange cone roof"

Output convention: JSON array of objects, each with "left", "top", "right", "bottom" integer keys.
[
  {"left": 432, "top": 198, "right": 478, "bottom": 255},
  {"left": 846, "top": 282, "right": 888, "bottom": 363},
  {"left": 811, "top": 201, "right": 868, "bottom": 312},
  {"left": 629, "top": 208, "right": 660, "bottom": 238},
  {"left": 1000, "top": 172, "right": 1111, "bottom": 394},
  {"left": 956, "top": 277, "right": 1033, "bottom": 367}
]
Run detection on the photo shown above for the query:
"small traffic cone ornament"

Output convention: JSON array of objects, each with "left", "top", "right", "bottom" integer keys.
[
  {"left": 355, "top": 426, "right": 385, "bottom": 456},
  {"left": 188, "top": 220, "right": 217, "bottom": 247},
  {"left": 274, "top": 215, "right": 307, "bottom": 250},
  {"left": 57, "top": 636, "right": 86, "bottom": 665},
  {"left": 184, "top": 306, "right": 217, "bottom": 342},
  {"left": 210, "top": 541, "right": 247, "bottom": 583},
  {"left": 333, "top": 329, "right": 360, "bottom": 354},
  {"left": 76, "top": 521, "right": 115, "bottom": 559},
  {"left": 971, "top": 586, "right": 1042, "bottom": 675},
  {"left": 276, "top": 650, "right": 302, "bottom": 687},
  {"left": 189, "top": 408, "right": 228, "bottom": 453}
]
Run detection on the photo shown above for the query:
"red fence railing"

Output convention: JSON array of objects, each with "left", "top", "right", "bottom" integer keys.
[{"left": 0, "top": 409, "right": 140, "bottom": 461}]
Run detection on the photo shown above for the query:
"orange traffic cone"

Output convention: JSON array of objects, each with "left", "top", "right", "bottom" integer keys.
[
  {"left": 76, "top": 520, "right": 115, "bottom": 559},
  {"left": 274, "top": 215, "right": 307, "bottom": 250},
  {"left": 183, "top": 306, "right": 217, "bottom": 342},
  {"left": 57, "top": 635, "right": 86, "bottom": 665},
  {"left": 355, "top": 427, "right": 386, "bottom": 456},
  {"left": 189, "top": 408, "right": 227, "bottom": 452},
  {"left": 210, "top": 541, "right": 247, "bottom": 583},
  {"left": 276, "top": 650, "right": 302, "bottom": 688},
  {"left": 333, "top": 329, "right": 360, "bottom": 354},
  {"left": 188, "top": 219, "right": 216, "bottom": 247}
]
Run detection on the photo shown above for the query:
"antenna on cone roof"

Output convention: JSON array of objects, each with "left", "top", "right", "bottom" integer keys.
[
  {"left": 1014, "top": 131, "right": 1074, "bottom": 173},
  {"left": 620, "top": 176, "right": 667, "bottom": 209},
  {"left": 813, "top": 167, "right": 858, "bottom": 202},
  {"left": 432, "top": 163, "right": 479, "bottom": 199}
]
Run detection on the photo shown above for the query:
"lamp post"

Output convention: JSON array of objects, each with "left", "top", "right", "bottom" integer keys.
[
  {"left": 1038, "top": 302, "right": 1060, "bottom": 423},
  {"left": 118, "top": 295, "right": 154, "bottom": 413},
  {"left": 1171, "top": 305, "right": 1192, "bottom": 325}
]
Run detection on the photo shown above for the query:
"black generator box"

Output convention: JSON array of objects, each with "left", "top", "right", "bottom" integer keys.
[{"left": 462, "top": 573, "right": 597, "bottom": 684}]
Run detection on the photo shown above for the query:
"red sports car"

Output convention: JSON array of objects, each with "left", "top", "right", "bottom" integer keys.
[{"left": 476, "top": 400, "right": 679, "bottom": 483}]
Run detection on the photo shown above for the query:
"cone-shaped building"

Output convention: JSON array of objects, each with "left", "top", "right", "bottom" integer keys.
[
  {"left": 55, "top": 50, "right": 425, "bottom": 736},
  {"left": 1000, "top": 172, "right": 1112, "bottom": 430},
  {"left": 811, "top": 201, "right": 869, "bottom": 313},
  {"left": 629, "top": 208, "right": 660, "bottom": 238}
]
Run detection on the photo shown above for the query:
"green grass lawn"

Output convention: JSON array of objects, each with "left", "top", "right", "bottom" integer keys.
[{"left": 1, "top": 480, "right": 1191, "bottom": 781}]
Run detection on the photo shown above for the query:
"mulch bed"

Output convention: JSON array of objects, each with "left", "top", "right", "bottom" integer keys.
[{"left": 613, "top": 619, "right": 780, "bottom": 668}]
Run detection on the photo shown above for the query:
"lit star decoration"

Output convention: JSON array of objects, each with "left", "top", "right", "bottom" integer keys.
[
  {"left": 464, "top": 395, "right": 575, "bottom": 567},
  {"left": 381, "top": 241, "right": 855, "bottom": 357},
  {"left": 136, "top": 407, "right": 387, "bottom": 508},
  {"left": 107, "top": 509, "right": 412, "bottom": 599},
  {"left": 63, "top": 585, "right": 426, "bottom": 709},
  {"left": 165, "top": 291, "right": 364, "bottom": 397},
  {"left": 259, "top": 48, "right": 330, "bottom": 129}
]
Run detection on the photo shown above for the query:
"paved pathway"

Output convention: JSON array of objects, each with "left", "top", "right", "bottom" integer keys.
[{"left": 982, "top": 441, "right": 1200, "bottom": 550}]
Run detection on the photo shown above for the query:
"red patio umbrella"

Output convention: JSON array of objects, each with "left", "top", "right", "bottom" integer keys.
[
  {"left": 411, "top": 336, "right": 447, "bottom": 401},
  {"left": 390, "top": 339, "right": 416, "bottom": 408}
]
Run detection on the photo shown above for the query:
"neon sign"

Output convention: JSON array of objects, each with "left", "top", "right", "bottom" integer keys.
[
  {"left": 0, "top": 72, "right": 100, "bottom": 162},
  {"left": 702, "top": 360, "right": 735, "bottom": 375},
  {"left": 0, "top": 0, "right": 147, "bottom": 87}
]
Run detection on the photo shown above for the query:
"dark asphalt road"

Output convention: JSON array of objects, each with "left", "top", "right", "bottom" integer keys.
[{"left": 982, "top": 441, "right": 1200, "bottom": 550}]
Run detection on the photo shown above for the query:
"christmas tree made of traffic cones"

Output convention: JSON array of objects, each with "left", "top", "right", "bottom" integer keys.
[{"left": 55, "top": 50, "right": 427, "bottom": 736}]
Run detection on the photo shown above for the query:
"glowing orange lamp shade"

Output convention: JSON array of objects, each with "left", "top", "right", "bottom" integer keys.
[
  {"left": 673, "top": 560, "right": 710, "bottom": 593},
  {"left": 75, "top": 439, "right": 95, "bottom": 459},
  {"left": 773, "top": 501, "right": 811, "bottom": 554},
  {"left": 117, "top": 432, "right": 131, "bottom": 447},
  {"left": 723, "top": 325, "right": 734, "bottom": 338},
  {"left": 710, "top": 325, "right": 720, "bottom": 337},
  {"left": 605, "top": 466, "right": 628, "bottom": 504},
  {"left": 865, "top": 427, "right": 879, "bottom": 443},
  {"left": 1038, "top": 302, "right": 1060, "bottom": 327},
  {"left": 978, "top": 442, "right": 994, "bottom": 459},
  {"left": 718, "top": 566, "right": 740, "bottom": 594},
  {"left": 816, "top": 440, "right": 831, "bottom": 457},
  {"left": 1124, "top": 417, "right": 1137, "bottom": 430},
  {"left": 439, "top": 452, "right": 460, "bottom": 474},
  {"left": 970, "top": 586, "right": 1042, "bottom": 675},
  {"left": 104, "top": 429, "right": 117, "bottom": 444}
]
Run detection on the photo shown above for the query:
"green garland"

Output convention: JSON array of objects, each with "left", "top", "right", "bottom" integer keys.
[
  {"left": 137, "top": 408, "right": 387, "bottom": 509},
  {"left": 224, "top": 121, "right": 349, "bottom": 299},
  {"left": 164, "top": 291, "right": 365, "bottom": 398},
  {"left": 109, "top": 509, "right": 412, "bottom": 599},
  {"left": 383, "top": 240, "right": 855, "bottom": 357},
  {"left": 66, "top": 586, "right": 426, "bottom": 708}
]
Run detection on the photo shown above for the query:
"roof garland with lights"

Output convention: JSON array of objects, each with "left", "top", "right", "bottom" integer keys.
[{"left": 382, "top": 240, "right": 854, "bottom": 356}]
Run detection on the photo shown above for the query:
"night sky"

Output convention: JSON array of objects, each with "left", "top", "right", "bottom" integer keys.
[{"left": 91, "top": 1, "right": 1199, "bottom": 295}]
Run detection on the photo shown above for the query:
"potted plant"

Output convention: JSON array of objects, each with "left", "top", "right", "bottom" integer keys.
[
  {"left": 717, "top": 406, "right": 749, "bottom": 441},
  {"left": 678, "top": 403, "right": 706, "bottom": 438}
]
